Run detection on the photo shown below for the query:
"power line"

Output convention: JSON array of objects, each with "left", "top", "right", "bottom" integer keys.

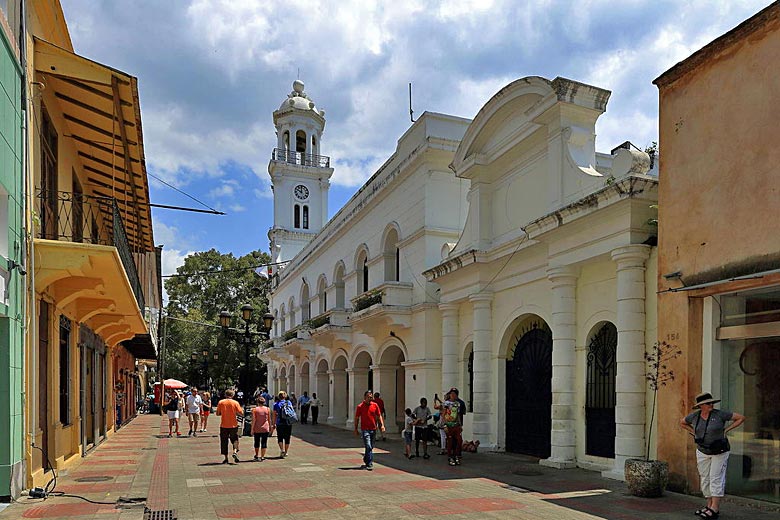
[{"left": 147, "top": 171, "right": 221, "bottom": 214}]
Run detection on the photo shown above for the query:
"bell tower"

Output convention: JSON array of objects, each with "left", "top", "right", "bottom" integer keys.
[{"left": 268, "top": 80, "right": 334, "bottom": 263}]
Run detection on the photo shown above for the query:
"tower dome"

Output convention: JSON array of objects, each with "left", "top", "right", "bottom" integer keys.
[{"left": 278, "top": 80, "right": 323, "bottom": 116}]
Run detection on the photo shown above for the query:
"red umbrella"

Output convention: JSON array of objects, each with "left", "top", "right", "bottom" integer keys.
[{"left": 163, "top": 378, "right": 188, "bottom": 389}]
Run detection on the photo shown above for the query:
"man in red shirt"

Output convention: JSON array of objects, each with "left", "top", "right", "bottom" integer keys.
[
  {"left": 353, "top": 390, "right": 385, "bottom": 470},
  {"left": 373, "top": 392, "right": 387, "bottom": 441}
]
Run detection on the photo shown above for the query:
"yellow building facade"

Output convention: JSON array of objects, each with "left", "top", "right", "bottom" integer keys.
[{"left": 24, "top": 1, "right": 160, "bottom": 488}]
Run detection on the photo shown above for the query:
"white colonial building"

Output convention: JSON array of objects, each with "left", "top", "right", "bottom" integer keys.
[{"left": 262, "top": 76, "right": 659, "bottom": 479}]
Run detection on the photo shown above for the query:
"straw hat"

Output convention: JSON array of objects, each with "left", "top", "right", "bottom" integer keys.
[{"left": 693, "top": 392, "right": 721, "bottom": 409}]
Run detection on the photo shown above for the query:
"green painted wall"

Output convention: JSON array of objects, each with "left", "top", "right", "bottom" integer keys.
[{"left": 0, "top": 17, "right": 25, "bottom": 500}]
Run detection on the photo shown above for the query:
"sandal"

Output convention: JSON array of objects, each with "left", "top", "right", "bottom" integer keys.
[
  {"left": 694, "top": 507, "right": 708, "bottom": 516},
  {"left": 699, "top": 508, "right": 719, "bottom": 519}
]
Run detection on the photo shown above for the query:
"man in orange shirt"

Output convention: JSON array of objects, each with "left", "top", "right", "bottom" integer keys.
[{"left": 216, "top": 389, "right": 244, "bottom": 464}]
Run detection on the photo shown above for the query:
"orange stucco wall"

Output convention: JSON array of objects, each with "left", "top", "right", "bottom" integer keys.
[{"left": 656, "top": 12, "right": 780, "bottom": 492}]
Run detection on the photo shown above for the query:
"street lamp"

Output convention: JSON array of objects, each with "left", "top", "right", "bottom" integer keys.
[
  {"left": 192, "top": 350, "right": 219, "bottom": 390},
  {"left": 219, "top": 304, "right": 274, "bottom": 408}
]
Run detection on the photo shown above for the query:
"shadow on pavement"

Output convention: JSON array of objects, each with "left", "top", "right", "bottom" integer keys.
[{"left": 292, "top": 423, "right": 780, "bottom": 520}]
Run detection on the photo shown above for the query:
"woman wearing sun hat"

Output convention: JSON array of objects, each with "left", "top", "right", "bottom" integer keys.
[{"left": 680, "top": 392, "right": 745, "bottom": 519}]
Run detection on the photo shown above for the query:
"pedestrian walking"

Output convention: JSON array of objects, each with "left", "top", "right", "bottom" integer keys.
[
  {"left": 411, "top": 397, "right": 432, "bottom": 459},
  {"left": 353, "top": 390, "right": 385, "bottom": 470},
  {"left": 186, "top": 387, "right": 203, "bottom": 436},
  {"left": 403, "top": 408, "right": 414, "bottom": 458},
  {"left": 298, "top": 391, "right": 311, "bottom": 424},
  {"left": 435, "top": 388, "right": 463, "bottom": 466},
  {"left": 163, "top": 391, "right": 182, "bottom": 437},
  {"left": 272, "top": 391, "right": 297, "bottom": 458},
  {"left": 216, "top": 389, "right": 244, "bottom": 464},
  {"left": 310, "top": 393, "right": 322, "bottom": 425},
  {"left": 200, "top": 391, "right": 212, "bottom": 432},
  {"left": 680, "top": 392, "right": 745, "bottom": 519},
  {"left": 435, "top": 411, "right": 446, "bottom": 454},
  {"left": 252, "top": 396, "right": 273, "bottom": 461},
  {"left": 374, "top": 392, "right": 387, "bottom": 441}
]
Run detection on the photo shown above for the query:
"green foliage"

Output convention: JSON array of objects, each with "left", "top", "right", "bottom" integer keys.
[
  {"left": 306, "top": 313, "right": 330, "bottom": 329},
  {"left": 162, "top": 248, "right": 271, "bottom": 392},
  {"left": 282, "top": 328, "right": 298, "bottom": 342},
  {"left": 353, "top": 289, "right": 383, "bottom": 312}
]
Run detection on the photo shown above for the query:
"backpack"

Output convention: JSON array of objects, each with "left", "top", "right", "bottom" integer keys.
[{"left": 279, "top": 400, "right": 298, "bottom": 425}]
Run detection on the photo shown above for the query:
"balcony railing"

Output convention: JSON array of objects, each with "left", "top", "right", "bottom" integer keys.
[
  {"left": 36, "top": 189, "right": 145, "bottom": 312},
  {"left": 272, "top": 148, "right": 330, "bottom": 168}
]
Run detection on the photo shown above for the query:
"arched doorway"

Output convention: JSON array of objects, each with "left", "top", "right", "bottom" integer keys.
[
  {"left": 279, "top": 366, "right": 287, "bottom": 393},
  {"left": 378, "top": 345, "right": 406, "bottom": 431},
  {"left": 289, "top": 365, "right": 297, "bottom": 397},
  {"left": 505, "top": 319, "right": 552, "bottom": 457},
  {"left": 351, "top": 351, "right": 373, "bottom": 423},
  {"left": 585, "top": 322, "right": 617, "bottom": 458},
  {"left": 315, "top": 359, "right": 329, "bottom": 415},
  {"left": 300, "top": 361, "right": 310, "bottom": 396},
  {"left": 330, "top": 355, "right": 348, "bottom": 426}
]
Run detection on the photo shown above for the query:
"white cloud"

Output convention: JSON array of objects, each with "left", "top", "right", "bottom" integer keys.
[{"left": 62, "top": 0, "right": 771, "bottom": 196}]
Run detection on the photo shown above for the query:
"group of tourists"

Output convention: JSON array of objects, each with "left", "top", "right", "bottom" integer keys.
[
  {"left": 162, "top": 387, "right": 213, "bottom": 438},
  {"left": 252, "top": 387, "right": 323, "bottom": 425},
  {"left": 402, "top": 388, "right": 467, "bottom": 466},
  {"left": 212, "top": 388, "right": 303, "bottom": 464}
]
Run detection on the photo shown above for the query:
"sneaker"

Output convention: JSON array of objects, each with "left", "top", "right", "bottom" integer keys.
[
  {"left": 253, "top": 455, "right": 259, "bottom": 461},
  {"left": 233, "top": 453, "right": 239, "bottom": 463},
  {"left": 366, "top": 465, "right": 373, "bottom": 471},
  {"left": 280, "top": 451, "right": 285, "bottom": 458},
  {"left": 193, "top": 432, "right": 197, "bottom": 437},
  {"left": 283, "top": 452, "right": 288, "bottom": 458},
  {"left": 168, "top": 433, "right": 172, "bottom": 438},
  {"left": 260, "top": 457, "right": 265, "bottom": 462},
  {"left": 455, "top": 458, "right": 461, "bottom": 466},
  {"left": 448, "top": 458, "right": 456, "bottom": 466},
  {"left": 423, "top": 454, "right": 430, "bottom": 459},
  {"left": 222, "top": 459, "right": 229, "bottom": 464}
]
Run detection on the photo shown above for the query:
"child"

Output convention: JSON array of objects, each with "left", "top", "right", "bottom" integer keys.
[{"left": 403, "top": 408, "right": 414, "bottom": 458}]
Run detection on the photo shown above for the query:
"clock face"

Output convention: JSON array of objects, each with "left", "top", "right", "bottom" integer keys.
[{"left": 294, "top": 184, "right": 309, "bottom": 200}]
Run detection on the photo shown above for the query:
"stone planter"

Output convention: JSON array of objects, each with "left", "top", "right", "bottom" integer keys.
[{"left": 625, "top": 459, "right": 669, "bottom": 498}]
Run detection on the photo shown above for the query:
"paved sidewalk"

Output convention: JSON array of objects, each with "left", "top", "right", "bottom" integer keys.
[{"left": 2, "top": 414, "right": 777, "bottom": 519}]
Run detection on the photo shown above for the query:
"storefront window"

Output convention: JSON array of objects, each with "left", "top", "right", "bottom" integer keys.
[{"left": 719, "top": 287, "right": 780, "bottom": 503}]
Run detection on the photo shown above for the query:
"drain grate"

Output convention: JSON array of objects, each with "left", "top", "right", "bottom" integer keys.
[
  {"left": 144, "top": 509, "right": 177, "bottom": 520},
  {"left": 74, "top": 476, "right": 112, "bottom": 482},
  {"left": 141, "top": 447, "right": 157, "bottom": 450}
]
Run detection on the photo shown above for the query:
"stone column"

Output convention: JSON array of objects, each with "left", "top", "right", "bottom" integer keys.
[
  {"left": 440, "top": 303, "right": 460, "bottom": 392},
  {"left": 542, "top": 266, "right": 579, "bottom": 469},
  {"left": 371, "top": 364, "right": 399, "bottom": 433},
  {"left": 469, "top": 293, "right": 494, "bottom": 446},
  {"left": 346, "top": 368, "right": 369, "bottom": 429},
  {"left": 605, "top": 244, "right": 651, "bottom": 480}
]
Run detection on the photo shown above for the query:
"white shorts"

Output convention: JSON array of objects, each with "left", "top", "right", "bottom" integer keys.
[
  {"left": 167, "top": 410, "right": 180, "bottom": 420},
  {"left": 696, "top": 449, "right": 730, "bottom": 497},
  {"left": 188, "top": 410, "right": 201, "bottom": 416}
]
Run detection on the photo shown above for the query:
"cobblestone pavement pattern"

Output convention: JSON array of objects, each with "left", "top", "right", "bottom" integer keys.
[{"left": 1, "top": 414, "right": 777, "bottom": 519}]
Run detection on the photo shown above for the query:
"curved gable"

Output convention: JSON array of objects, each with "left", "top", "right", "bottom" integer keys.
[{"left": 452, "top": 76, "right": 554, "bottom": 173}]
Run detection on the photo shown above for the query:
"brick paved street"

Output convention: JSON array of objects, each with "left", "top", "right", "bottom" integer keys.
[{"left": 1, "top": 414, "right": 777, "bottom": 520}]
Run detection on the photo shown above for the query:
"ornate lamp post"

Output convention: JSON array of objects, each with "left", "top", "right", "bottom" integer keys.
[
  {"left": 191, "top": 350, "right": 219, "bottom": 389},
  {"left": 219, "top": 304, "right": 274, "bottom": 408}
]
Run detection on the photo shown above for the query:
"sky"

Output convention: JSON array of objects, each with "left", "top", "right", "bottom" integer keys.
[{"left": 60, "top": 0, "right": 771, "bottom": 278}]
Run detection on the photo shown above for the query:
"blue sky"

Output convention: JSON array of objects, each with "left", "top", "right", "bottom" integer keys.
[{"left": 60, "top": 0, "right": 771, "bottom": 276}]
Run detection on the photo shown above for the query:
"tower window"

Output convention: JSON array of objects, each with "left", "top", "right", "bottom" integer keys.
[
  {"left": 363, "top": 257, "right": 369, "bottom": 293},
  {"left": 296, "top": 130, "right": 307, "bottom": 154},
  {"left": 283, "top": 131, "right": 290, "bottom": 150},
  {"left": 294, "top": 204, "right": 300, "bottom": 228},
  {"left": 302, "top": 206, "right": 309, "bottom": 229}
]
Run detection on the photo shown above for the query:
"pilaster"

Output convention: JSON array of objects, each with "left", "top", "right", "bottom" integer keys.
[
  {"left": 541, "top": 265, "right": 579, "bottom": 469},
  {"left": 604, "top": 244, "right": 651, "bottom": 480},
  {"left": 439, "top": 303, "right": 460, "bottom": 393},
  {"left": 469, "top": 292, "right": 494, "bottom": 446}
]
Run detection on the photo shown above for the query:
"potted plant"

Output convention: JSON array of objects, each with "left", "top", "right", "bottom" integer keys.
[{"left": 625, "top": 340, "right": 681, "bottom": 497}]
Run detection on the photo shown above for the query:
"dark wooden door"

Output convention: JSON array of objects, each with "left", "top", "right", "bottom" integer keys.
[
  {"left": 586, "top": 323, "right": 617, "bottom": 458},
  {"left": 38, "top": 301, "right": 50, "bottom": 472},
  {"left": 505, "top": 322, "right": 552, "bottom": 457}
]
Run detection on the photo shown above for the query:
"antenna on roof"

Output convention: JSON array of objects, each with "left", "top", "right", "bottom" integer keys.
[{"left": 409, "top": 82, "right": 416, "bottom": 123}]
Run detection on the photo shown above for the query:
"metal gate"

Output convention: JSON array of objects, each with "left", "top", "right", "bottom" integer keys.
[
  {"left": 505, "top": 322, "right": 552, "bottom": 457},
  {"left": 585, "top": 322, "right": 617, "bottom": 458}
]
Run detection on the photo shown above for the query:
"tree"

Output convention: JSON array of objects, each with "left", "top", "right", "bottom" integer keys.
[{"left": 162, "top": 249, "right": 272, "bottom": 392}]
